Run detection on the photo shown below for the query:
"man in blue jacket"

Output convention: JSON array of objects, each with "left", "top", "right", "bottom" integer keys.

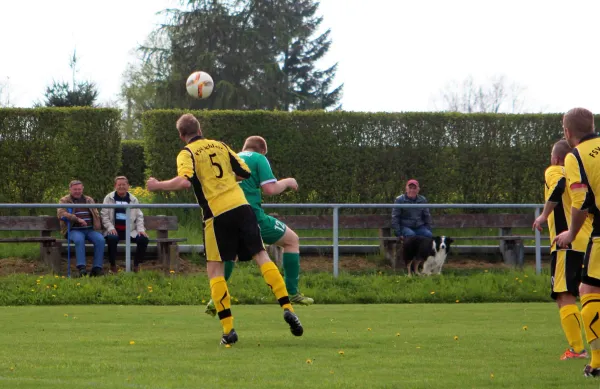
[{"left": 391, "top": 179, "right": 433, "bottom": 238}]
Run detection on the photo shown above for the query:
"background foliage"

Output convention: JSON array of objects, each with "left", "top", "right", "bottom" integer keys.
[
  {"left": 143, "top": 110, "right": 570, "bottom": 210},
  {"left": 0, "top": 108, "right": 121, "bottom": 205}
]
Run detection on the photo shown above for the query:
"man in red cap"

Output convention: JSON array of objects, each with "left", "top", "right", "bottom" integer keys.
[{"left": 391, "top": 179, "right": 433, "bottom": 238}]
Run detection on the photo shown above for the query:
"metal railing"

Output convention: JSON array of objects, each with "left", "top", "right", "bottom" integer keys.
[{"left": 0, "top": 203, "right": 545, "bottom": 275}]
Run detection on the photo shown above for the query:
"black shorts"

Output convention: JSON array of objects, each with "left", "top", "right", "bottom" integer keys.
[
  {"left": 550, "top": 250, "right": 584, "bottom": 300},
  {"left": 204, "top": 205, "right": 264, "bottom": 262}
]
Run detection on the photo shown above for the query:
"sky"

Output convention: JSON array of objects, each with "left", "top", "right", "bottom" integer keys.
[{"left": 1, "top": 0, "right": 600, "bottom": 113}]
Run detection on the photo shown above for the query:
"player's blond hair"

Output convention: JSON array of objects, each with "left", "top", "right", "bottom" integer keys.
[
  {"left": 552, "top": 139, "right": 571, "bottom": 162},
  {"left": 563, "top": 108, "right": 595, "bottom": 138},
  {"left": 243, "top": 136, "right": 268, "bottom": 154},
  {"left": 176, "top": 114, "right": 202, "bottom": 138}
]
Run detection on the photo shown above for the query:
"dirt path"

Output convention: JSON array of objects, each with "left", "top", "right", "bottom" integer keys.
[{"left": 0, "top": 254, "right": 548, "bottom": 276}]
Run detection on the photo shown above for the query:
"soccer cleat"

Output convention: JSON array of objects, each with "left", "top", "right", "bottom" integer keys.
[
  {"left": 78, "top": 267, "right": 88, "bottom": 277},
  {"left": 220, "top": 329, "right": 238, "bottom": 345},
  {"left": 284, "top": 309, "right": 304, "bottom": 336},
  {"left": 290, "top": 293, "right": 314, "bottom": 306},
  {"left": 584, "top": 364, "right": 600, "bottom": 377},
  {"left": 205, "top": 299, "right": 217, "bottom": 317},
  {"left": 560, "top": 348, "right": 589, "bottom": 360}
]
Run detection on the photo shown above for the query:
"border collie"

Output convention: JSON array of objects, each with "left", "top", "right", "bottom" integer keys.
[
  {"left": 422, "top": 236, "right": 453, "bottom": 275},
  {"left": 398, "top": 236, "right": 453, "bottom": 276}
]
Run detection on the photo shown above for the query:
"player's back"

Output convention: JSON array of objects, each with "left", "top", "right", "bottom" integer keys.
[
  {"left": 177, "top": 137, "right": 250, "bottom": 219},
  {"left": 238, "top": 151, "right": 276, "bottom": 214},
  {"left": 545, "top": 165, "right": 592, "bottom": 252}
]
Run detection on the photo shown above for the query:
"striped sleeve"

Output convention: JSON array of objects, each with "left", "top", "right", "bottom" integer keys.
[
  {"left": 565, "top": 152, "right": 588, "bottom": 210},
  {"left": 177, "top": 148, "right": 195, "bottom": 179},
  {"left": 545, "top": 168, "right": 565, "bottom": 203}
]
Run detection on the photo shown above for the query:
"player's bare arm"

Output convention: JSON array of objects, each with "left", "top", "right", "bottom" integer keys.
[
  {"left": 554, "top": 207, "right": 589, "bottom": 248},
  {"left": 532, "top": 201, "right": 558, "bottom": 232},
  {"left": 262, "top": 178, "right": 298, "bottom": 196},
  {"left": 146, "top": 176, "right": 191, "bottom": 192}
]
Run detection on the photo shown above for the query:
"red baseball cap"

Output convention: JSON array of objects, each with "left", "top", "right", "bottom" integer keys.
[{"left": 406, "top": 179, "right": 419, "bottom": 187}]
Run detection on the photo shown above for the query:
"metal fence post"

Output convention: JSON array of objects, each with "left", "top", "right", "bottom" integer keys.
[
  {"left": 125, "top": 207, "right": 132, "bottom": 272},
  {"left": 534, "top": 207, "right": 542, "bottom": 275},
  {"left": 333, "top": 206, "right": 339, "bottom": 278}
]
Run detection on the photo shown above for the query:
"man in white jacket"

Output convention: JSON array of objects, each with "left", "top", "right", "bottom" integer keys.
[{"left": 101, "top": 176, "right": 149, "bottom": 272}]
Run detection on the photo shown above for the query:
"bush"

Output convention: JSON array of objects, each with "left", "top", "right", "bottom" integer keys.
[
  {"left": 0, "top": 107, "right": 121, "bottom": 205},
  {"left": 119, "top": 140, "right": 146, "bottom": 187},
  {"left": 142, "top": 110, "right": 580, "bottom": 211}
]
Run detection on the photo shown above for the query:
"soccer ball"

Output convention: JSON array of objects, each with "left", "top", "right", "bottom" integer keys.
[{"left": 186, "top": 71, "right": 214, "bottom": 99}]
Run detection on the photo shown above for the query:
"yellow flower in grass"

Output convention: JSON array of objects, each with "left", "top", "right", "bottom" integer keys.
[
  {"left": 76, "top": 283, "right": 80, "bottom": 286},
  {"left": 490, "top": 373, "right": 494, "bottom": 378},
  {"left": 454, "top": 336, "right": 459, "bottom": 341},
  {"left": 129, "top": 341, "right": 135, "bottom": 345},
  {"left": 201, "top": 300, "right": 206, "bottom": 304},
  {"left": 306, "top": 359, "right": 312, "bottom": 364},
  {"left": 55, "top": 275, "right": 59, "bottom": 279},
  {"left": 430, "top": 291, "right": 435, "bottom": 295},
  {"left": 147, "top": 286, "right": 152, "bottom": 289},
  {"left": 522, "top": 326, "right": 528, "bottom": 331},
  {"left": 395, "top": 333, "right": 400, "bottom": 337},
  {"left": 64, "top": 314, "right": 68, "bottom": 317},
  {"left": 137, "top": 295, "right": 141, "bottom": 299},
  {"left": 367, "top": 328, "right": 372, "bottom": 331},
  {"left": 484, "top": 270, "right": 488, "bottom": 273},
  {"left": 46, "top": 286, "right": 50, "bottom": 289},
  {"left": 61, "top": 276, "right": 65, "bottom": 279},
  {"left": 455, "top": 300, "right": 460, "bottom": 303},
  {"left": 225, "top": 344, "right": 232, "bottom": 348},
  {"left": 30, "top": 289, "right": 34, "bottom": 292},
  {"left": 53, "top": 284, "right": 57, "bottom": 289},
  {"left": 330, "top": 370, "right": 334, "bottom": 374},
  {"left": 169, "top": 270, "right": 175, "bottom": 274},
  {"left": 524, "top": 275, "right": 528, "bottom": 278},
  {"left": 9, "top": 367, "right": 14, "bottom": 371},
  {"left": 338, "top": 351, "right": 344, "bottom": 356}
]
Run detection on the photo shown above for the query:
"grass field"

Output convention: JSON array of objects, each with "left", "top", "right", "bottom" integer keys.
[{"left": 0, "top": 303, "right": 597, "bottom": 389}]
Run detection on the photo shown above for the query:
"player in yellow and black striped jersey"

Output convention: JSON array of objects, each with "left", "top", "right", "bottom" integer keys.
[
  {"left": 146, "top": 114, "right": 303, "bottom": 346},
  {"left": 533, "top": 139, "right": 591, "bottom": 361},
  {"left": 554, "top": 108, "right": 600, "bottom": 377}
]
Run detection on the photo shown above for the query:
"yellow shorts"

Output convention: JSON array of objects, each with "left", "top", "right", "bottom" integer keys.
[
  {"left": 551, "top": 250, "right": 584, "bottom": 299},
  {"left": 583, "top": 237, "right": 600, "bottom": 287},
  {"left": 204, "top": 205, "right": 264, "bottom": 262}
]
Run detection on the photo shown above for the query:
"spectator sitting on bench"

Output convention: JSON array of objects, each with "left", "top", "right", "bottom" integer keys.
[
  {"left": 391, "top": 179, "right": 433, "bottom": 238},
  {"left": 101, "top": 176, "right": 149, "bottom": 273},
  {"left": 57, "top": 180, "right": 105, "bottom": 277}
]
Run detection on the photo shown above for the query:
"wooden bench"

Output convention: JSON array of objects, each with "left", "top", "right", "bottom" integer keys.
[
  {"left": 273, "top": 213, "right": 544, "bottom": 268},
  {"left": 0, "top": 215, "right": 185, "bottom": 274}
]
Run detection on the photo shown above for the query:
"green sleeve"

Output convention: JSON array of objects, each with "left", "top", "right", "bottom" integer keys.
[{"left": 257, "top": 154, "right": 277, "bottom": 185}]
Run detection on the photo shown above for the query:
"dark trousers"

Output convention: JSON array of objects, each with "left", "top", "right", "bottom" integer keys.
[{"left": 105, "top": 233, "right": 149, "bottom": 266}]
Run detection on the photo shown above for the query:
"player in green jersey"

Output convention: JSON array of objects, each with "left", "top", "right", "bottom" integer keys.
[{"left": 206, "top": 136, "right": 314, "bottom": 316}]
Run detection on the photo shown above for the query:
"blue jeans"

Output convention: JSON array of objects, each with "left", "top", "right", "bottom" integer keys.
[
  {"left": 67, "top": 228, "right": 105, "bottom": 269},
  {"left": 398, "top": 226, "right": 433, "bottom": 238}
]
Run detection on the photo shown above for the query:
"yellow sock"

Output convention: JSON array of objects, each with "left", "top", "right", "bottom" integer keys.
[
  {"left": 210, "top": 276, "right": 233, "bottom": 334},
  {"left": 581, "top": 293, "right": 600, "bottom": 368},
  {"left": 260, "top": 261, "right": 293, "bottom": 312},
  {"left": 559, "top": 304, "right": 585, "bottom": 353}
]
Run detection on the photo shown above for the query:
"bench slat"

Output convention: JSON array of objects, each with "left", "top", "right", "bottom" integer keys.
[{"left": 0, "top": 237, "right": 56, "bottom": 243}]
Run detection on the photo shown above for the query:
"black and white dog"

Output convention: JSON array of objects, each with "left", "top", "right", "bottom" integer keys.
[{"left": 399, "top": 236, "right": 453, "bottom": 276}]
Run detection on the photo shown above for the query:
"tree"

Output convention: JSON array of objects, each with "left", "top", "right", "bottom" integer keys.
[
  {"left": 434, "top": 75, "right": 526, "bottom": 113},
  {"left": 126, "top": 0, "right": 342, "bottom": 113},
  {"left": 42, "top": 49, "right": 99, "bottom": 107},
  {"left": 43, "top": 81, "right": 99, "bottom": 107}
]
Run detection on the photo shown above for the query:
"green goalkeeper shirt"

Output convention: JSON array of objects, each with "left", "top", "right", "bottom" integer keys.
[{"left": 238, "top": 151, "right": 277, "bottom": 215}]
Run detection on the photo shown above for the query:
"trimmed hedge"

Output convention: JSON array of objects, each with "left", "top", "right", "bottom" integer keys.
[
  {"left": 118, "top": 140, "right": 146, "bottom": 187},
  {"left": 0, "top": 108, "right": 121, "bottom": 204},
  {"left": 142, "top": 110, "right": 574, "bottom": 209}
]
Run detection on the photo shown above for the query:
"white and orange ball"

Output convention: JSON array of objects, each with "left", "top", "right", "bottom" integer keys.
[{"left": 186, "top": 71, "right": 214, "bottom": 99}]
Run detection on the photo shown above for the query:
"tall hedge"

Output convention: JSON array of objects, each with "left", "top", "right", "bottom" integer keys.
[
  {"left": 118, "top": 140, "right": 146, "bottom": 187},
  {"left": 142, "top": 110, "right": 580, "bottom": 209},
  {"left": 0, "top": 108, "right": 121, "bottom": 204}
]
